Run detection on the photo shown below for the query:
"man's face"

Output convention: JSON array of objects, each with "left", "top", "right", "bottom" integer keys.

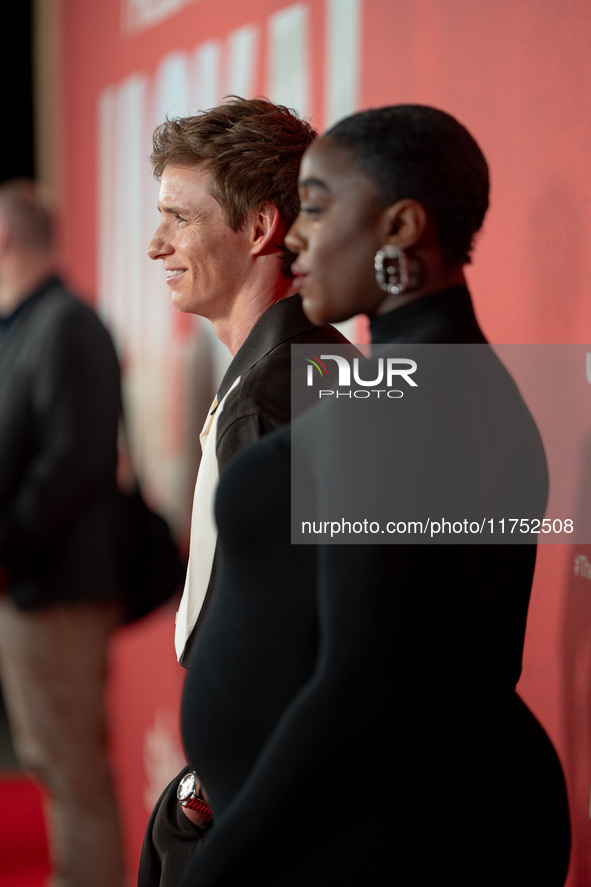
[{"left": 148, "top": 164, "right": 252, "bottom": 320}]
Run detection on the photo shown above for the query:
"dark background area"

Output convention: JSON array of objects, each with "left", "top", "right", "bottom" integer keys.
[
  {"left": 0, "top": 0, "right": 32, "bottom": 769},
  {"left": 1, "top": 0, "right": 35, "bottom": 183}
]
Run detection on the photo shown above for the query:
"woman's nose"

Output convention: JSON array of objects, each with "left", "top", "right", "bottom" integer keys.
[{"left": 285, "top": 214, "right": 305, "bottom": 254}]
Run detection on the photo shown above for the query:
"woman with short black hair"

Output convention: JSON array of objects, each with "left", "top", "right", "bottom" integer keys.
[{"left": 179, "top": 105, "right": 570, "bottom": 887}]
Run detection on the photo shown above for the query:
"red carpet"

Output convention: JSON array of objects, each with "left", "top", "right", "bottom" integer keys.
[{"left": 0, "top": 774, "right": 50, "bottom": 887}]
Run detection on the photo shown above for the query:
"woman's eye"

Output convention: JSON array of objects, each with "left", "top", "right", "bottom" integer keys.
[{"left": 300, "top": 205, "right": 323, "bottom": 216}]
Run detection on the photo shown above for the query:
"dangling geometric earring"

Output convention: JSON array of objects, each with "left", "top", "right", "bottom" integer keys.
[{"left": 374, "top": 245, "right": 409, "bottom": 296}]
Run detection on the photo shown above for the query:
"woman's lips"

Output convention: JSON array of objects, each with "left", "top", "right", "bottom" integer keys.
[{"left": 290, "top": 265, "right": 308, "bottom": 287}]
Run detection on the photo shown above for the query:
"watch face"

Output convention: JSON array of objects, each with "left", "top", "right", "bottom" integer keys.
[{"left": 177, "top": 771, "right": 197, "bottom": 802}]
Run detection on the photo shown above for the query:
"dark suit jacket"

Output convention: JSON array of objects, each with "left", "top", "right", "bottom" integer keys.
[
  {"left": 180, "top": 294, "right": 352, "bottom": 663},
  {"left": 0, "top": 277, "right": 124, "bottom": 608}
]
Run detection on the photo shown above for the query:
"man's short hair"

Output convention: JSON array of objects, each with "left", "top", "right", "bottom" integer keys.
[
  {"left": 326, "top": 105, "right": 489, "bottom": 267},
  {"left": 151, "top": 96, "right": 317, "bottom": 234},
  {"left": 0, "top": 179, "right": 54, "bottom": 252}
]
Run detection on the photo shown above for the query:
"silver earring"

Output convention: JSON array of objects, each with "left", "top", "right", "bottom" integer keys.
[{"left": 374, "top": 245, "right": 409, "bottom": 296}]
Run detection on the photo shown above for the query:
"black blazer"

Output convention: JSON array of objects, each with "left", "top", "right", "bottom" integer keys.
[{"left": 0, "top": 277, "right": 124, "bottom": 608}]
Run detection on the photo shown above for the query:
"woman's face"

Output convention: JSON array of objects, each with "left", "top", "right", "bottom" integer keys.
[{"left": 285, "top": 136, "right": 391, "bottom": 326}]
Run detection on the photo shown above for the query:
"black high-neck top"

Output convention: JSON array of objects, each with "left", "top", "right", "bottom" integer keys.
[{"left": 369, "top": 285, "right": 487, "bottom": 345}]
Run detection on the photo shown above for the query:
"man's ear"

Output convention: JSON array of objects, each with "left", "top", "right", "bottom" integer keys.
[
  {"left": 250, "top": 202, "right": 283, "bottom": 257},
  {"left": 382, "top": 199, "right": 428, "bottom": 251}
]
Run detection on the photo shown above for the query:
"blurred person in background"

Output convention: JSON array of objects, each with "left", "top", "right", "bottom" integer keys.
[
  {"left": 0, "top": 179, "right": 126, "bottom": 887},
  {"left": 138, "top": 97, "right": 350, "bottom": 887}
]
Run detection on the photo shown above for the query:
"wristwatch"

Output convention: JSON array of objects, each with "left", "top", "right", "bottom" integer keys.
[{"left": 177, "top": 771, "right": 213, "bottom": 823}]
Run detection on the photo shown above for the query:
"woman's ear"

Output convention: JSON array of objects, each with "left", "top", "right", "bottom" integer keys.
[
  {"left": 250, "top": 202, "right": 283, "bottom": 257},
  {"left": 382, "top": 199, "right": 428, "bottom": 251}
]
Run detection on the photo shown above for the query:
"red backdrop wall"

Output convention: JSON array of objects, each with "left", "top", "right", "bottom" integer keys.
[{"left": 44, "top": 1, "right": 591, "bottom": 883}]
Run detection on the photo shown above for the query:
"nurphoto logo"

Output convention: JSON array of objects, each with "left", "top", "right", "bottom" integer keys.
[{"left": 303, "top": 353, "right": 418, "bottom": 399}]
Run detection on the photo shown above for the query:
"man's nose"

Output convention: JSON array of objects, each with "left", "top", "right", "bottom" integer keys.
[{"left": 147, "top": 226, "right": 172, "bottom": 260}]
